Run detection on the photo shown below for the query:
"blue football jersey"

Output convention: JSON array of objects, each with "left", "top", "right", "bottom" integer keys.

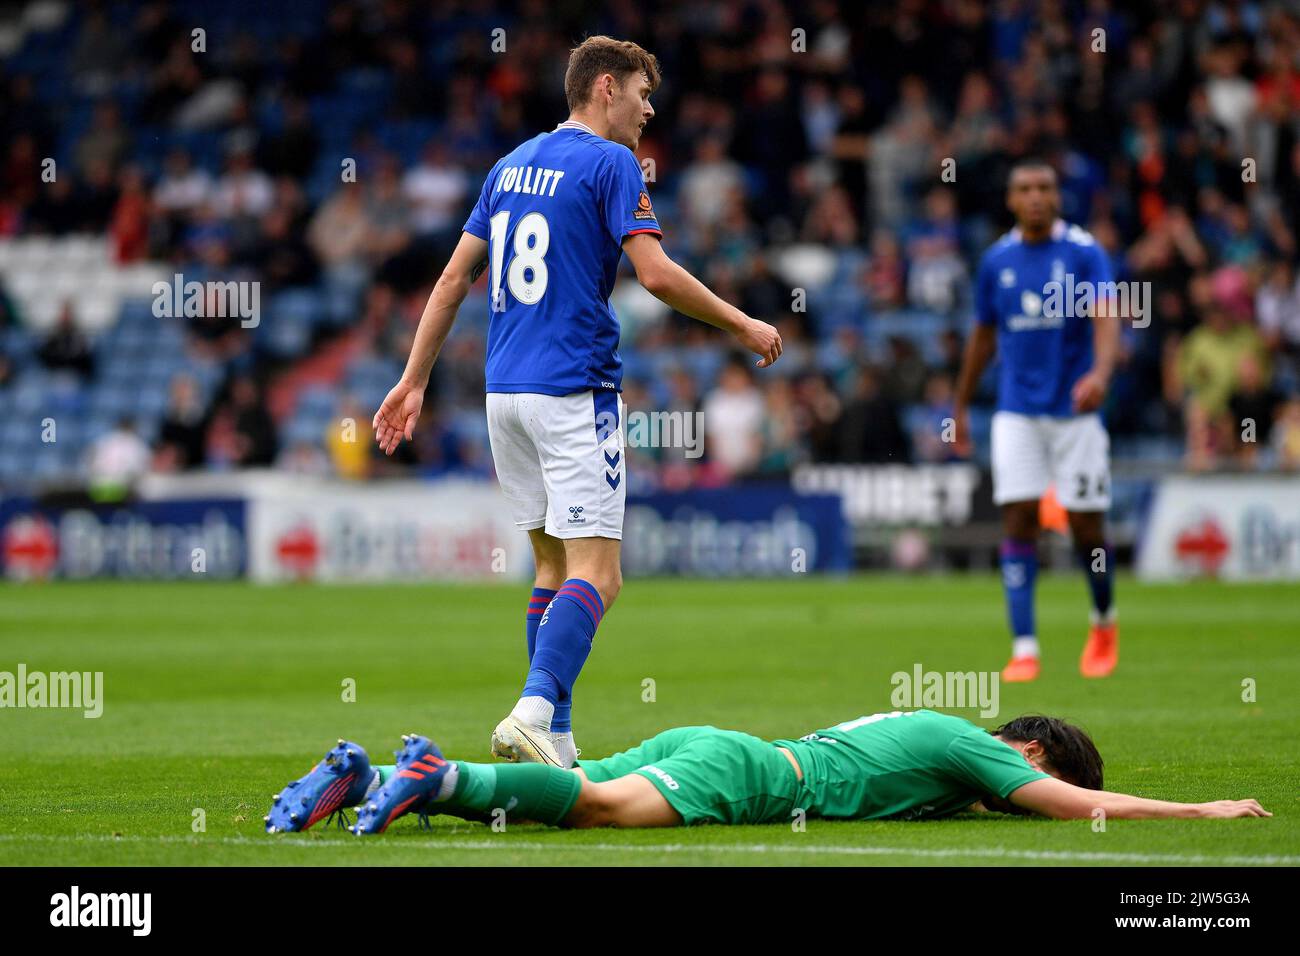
[
  {"left": 463, "top": 120, "right": 661, "bottom": 396},
  {"left": 973, "top": 220, "right": 1113, "bottom": 416}
]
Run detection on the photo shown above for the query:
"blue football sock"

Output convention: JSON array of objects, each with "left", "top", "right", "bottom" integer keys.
[
  {"left": 1000, "top": 538, "right": 1038, "bottom": 646},
  {"left": 525, "top": 587, "right": 557, "bottom": 661},
  {"left": 1078, "top": 542, "right": 1114, "bottom": 618},
  {"left": 522, "top": 578, "right": 602, "bottom": 713},
  {"left": 525, "top": 587, "right": 566, "bottom": 729}
]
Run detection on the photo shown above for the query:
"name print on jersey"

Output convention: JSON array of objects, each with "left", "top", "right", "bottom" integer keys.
[{"left": 495, "top": 165, "right": 567, "bottom": 197}]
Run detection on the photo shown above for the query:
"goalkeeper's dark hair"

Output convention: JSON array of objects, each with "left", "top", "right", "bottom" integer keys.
[{"left": 992, "top": 715, "right": 1103, "bottom": 790}]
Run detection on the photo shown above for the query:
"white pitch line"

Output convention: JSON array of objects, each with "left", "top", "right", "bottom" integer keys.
[{"left": 0, "top": 833, "right": 1294, "bottom": 865}]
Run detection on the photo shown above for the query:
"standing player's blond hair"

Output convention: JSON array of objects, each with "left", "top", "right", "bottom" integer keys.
[{"left": 564, "top": 36, "right": 661, "bottom": 112}]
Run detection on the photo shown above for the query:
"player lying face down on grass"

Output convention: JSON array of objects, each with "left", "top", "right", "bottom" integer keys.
[{"left": 265, "top": 710, "right": 1268, "bottom": 834}]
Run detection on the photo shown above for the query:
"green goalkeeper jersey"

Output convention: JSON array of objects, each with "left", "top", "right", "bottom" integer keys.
[{"left": 772, "top": 709, "right": 1050, "bottom": 821}]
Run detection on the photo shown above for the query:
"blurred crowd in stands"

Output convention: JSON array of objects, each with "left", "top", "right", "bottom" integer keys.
[{"left": 2, "top": 0, "right": 1300, "bottom": 496}]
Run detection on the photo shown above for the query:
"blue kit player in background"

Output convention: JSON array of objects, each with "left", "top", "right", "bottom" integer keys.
[
  {"left": 953, "top": 160, "right": 1122, "bottom": 684},
  {"left": 372, "top": 36, "right": 782, "bottom": 766}
]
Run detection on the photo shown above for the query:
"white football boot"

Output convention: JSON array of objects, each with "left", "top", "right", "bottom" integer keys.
[{"left": 490, "top": 714, "right": 564, "bottom": 766}]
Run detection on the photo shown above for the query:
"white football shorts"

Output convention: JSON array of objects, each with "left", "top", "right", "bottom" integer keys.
[
  {"left": 990, "top": 410, "right": 1111, "bottom": 510},
  {"left": 486, "top": 390, "right": 626, "bottom": 539}
]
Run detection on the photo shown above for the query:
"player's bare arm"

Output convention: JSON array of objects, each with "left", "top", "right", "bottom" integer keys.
[
  {"left": 951, "top": 321, "right": 996, "bottom": 452},
  {"left": 622, "top": 232, "right": 782, "bottom": 368},
  {"left": 1008, "top": 776, "right": 1270, "bottom": 820},
  {"left": 372, "top": 231, "right": 489, "bottom": 455},
  {"left": 1071, "top": 296, "right": 1121, "bottom": 413}
]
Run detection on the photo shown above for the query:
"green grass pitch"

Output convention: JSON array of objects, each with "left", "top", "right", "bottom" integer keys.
[{"left": 1, "top": 575, "right": 1296, "bottom": 866}]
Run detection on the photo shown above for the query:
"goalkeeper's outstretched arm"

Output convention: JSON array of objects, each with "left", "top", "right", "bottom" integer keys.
[{"left": 1008, "top": 776, "right": 1271, "bottom": 820}]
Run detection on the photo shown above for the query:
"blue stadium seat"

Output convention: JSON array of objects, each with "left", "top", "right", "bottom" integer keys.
[{"left": 255, "top": 310, "right": 313, "bottom": 359}]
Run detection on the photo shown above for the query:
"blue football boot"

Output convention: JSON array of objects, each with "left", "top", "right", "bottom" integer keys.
[
  {"left": 351, "top": 734, "right": 451, "bottom": 835},
  {"left": 265, "top": 739, "right": 373, "bottom": 833}
]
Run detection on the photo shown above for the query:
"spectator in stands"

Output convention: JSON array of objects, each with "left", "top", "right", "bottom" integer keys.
[
  {"left": 308, "top": 183, "right": 375, "bottom": 314},
  {"left": 212, "top": 146, "right": 274, "bottom": 220},
  {"left": 912, "top": 372, "right": 960, "bottom": 464},
  {"left": 207, "top": 376, "right": 277, "bottom": 468},
  {"left": 37, "top": 304, "right": 94, "bottom": 378},
  {"left": 155, "top": 374, "right": 210, "bottom": 471},
  {"left": 733, "top": 69, "right": 809, "bottom": 220},
  {"left": 793, "top": 373, "right": 842, "bottom": 463},
  {"left": 366, "top": 155, "right": 414, "bottom": 274},
  {"left": 173, "top": 68, "right": 244, "bottom": 133},
  {"left": 870, "top": 75, "right": 939, "bottom": 228},
  {"left": 652, "top": 368, "right": 717, "bottom": 489},
  {"left": 799, "top": 80, "right": 839, "bottom": 157},
  {"left": 1256, "top": 259, "right": 1300, "bottom": 373},
  {"left": 827, "top": 83, "right": 871, "bottom": 216},
  {"left": 949, "top": 72, "right": 1004, "bottom": 173},
  {"left": 223, "top": 97, "right": 263, "bottom": 161},
  {"left": 249, "top": 200, "right": 319, "bottom": 291},
  {"left": 229, "top": 375, "right": 277, "bottom": 467},
  {"left": 883, "top": 335, "right": 929, "bottom": 405},
  {"left": 326, "top": 395, "right": 373, "bottom": 480},
  {"left": 703, "top": 355, "right": 765, "bottom": 479},
  {"left": 838, "top": 366, "right": 909, "bottom": 463},
  {"left": 712, "top": 194, "right": 763, "bottom": 270},
  {"left": 904, "top": 187, "right": 968, "bottom": 315},
  {"left": 69, "top": 10, "right": 130, "bottom": 97},
  {"left": 84, "top": 417, "right": 150, "bottom": 502},
  {"left": 75, "top": 102, "right": 130, "bottom": 177},
  {"left": 260, "top": 95, "right": 320, "bottom": 180},
  {"left": 177, "top": 228, "right": 251, "bottom": 362},
  {"left": 864, "top": 228, "right": 907, "bottom": 311},
  {"left": 387, "top": 37, "right": 437, "bottom": 120},
  {"left": 78, "top": 156, "right": 120, "bottom": 232},
  {"left": 3, "top": 132, "right": 41, "bottom": 210},
  {"left": 809, "top": 323, "right": 857, "bottom": 389},
  {"left": 410, "top": 407, "right": 478, "bottom": 479},
  {"left": 801, "top": 182, "right": 860, "bottom": 249},
  {"left": 937, "top": 328, "right": 965, "bottom": 381},
  {"left": 140, "top": 32, "right": 202, "bottom": 124},
  {"left": 1273, "top": 396, "right": 1300, "bottom": 469},
  {"left": 1177, "top": 304, "right": 1270, "bottom": 470},
  {"left": 756, "top": 377, "right": 803, "bottom": 477},
  {"left": 403, "top": 140, "right": 470, "bottom": 241},
  {"left": 1228, "top": 353, "right": 1282, "bottom": 468},
  {"left": 1127, "top": 206, "right": 1210, "bottom": 294},
  {"left": 679, "top": 135, "right": 746, "bottom": 231},
  {"left": 153, "top": 148, "right": 213, "bottom": 218},
  {"left": 110, "top": 166, "right": 152, "bottom": 263},
  {"left": 1203, "top": 44, "right": 1257, "bottom": 153}
]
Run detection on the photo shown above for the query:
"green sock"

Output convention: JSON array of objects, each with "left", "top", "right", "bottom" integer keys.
[
  {"left": 376, "top": 765, "right": 396, "bottom": 787},
  {"left": 433, "top": 761, "right": 581, "bottom": 826}
]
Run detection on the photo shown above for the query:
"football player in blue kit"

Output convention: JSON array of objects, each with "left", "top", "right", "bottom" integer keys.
[
  {"left": 373, "top": 36, "right": 782, "bottom": 764},
  {"left": 953, "top": 160, "right": 1121, "bottom": 683}
]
